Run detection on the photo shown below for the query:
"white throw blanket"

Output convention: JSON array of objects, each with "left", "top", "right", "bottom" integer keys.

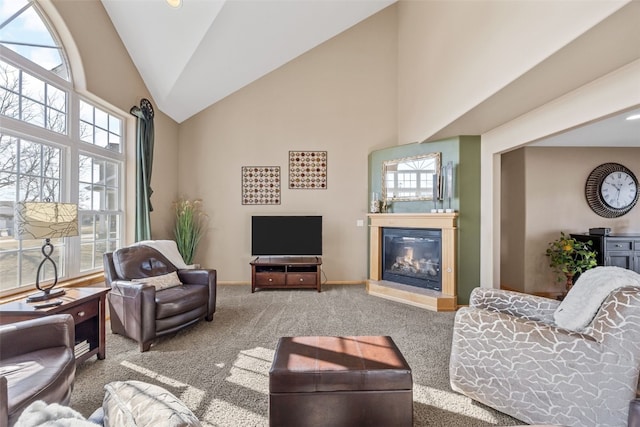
[
  {"left": 554, "top": 266, "right": 640, "bottom": 331},
  {"left": 15, "top": 401, "right": 98, "bottom": 426},
  {"left": 132, "top": 240, "right": 195, "bottom": 269}
]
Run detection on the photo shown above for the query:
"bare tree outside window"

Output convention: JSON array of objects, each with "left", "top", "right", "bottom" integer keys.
[{"left": 1, "top": 60, "right": 67, "bottom": 134}]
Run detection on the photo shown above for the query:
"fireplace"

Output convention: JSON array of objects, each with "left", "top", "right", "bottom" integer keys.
[
  {"left": 382, "top": 228, "right": 441, "bottom": 291},
  {"left": 367, "top": 213, "right": 458, "bottom": 311}
]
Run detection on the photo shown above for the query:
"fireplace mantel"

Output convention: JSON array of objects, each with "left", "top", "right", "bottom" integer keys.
[{"left": 367, "top": 213, "right": 458, "bottom": 311}]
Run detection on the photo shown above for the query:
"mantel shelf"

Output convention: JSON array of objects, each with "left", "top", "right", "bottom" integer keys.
[{"left": 368, "top": 213, "right": 458, "bottom": 229}]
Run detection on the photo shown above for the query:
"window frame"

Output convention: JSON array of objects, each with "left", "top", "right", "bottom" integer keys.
[{"left": 0, "top": 25, "right": 125, "bottom": 296}]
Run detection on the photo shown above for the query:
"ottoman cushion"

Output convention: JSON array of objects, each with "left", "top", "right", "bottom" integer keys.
[
  {"left": 270, "top": 336, "right": 412, "bottom": 393},
  {"left": 269, "top": 336, "right": 413, "bottom": 427}
]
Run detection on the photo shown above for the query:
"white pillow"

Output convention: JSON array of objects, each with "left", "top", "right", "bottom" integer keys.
[
  {"left": 103, "top": 381, "right": 201, "bottom": 427},
  {"left": 554, "top": 266, "right": 640, "bottom": 332},
  {"left": 132, "top": 271, "right": 182, "bottom": 290}
]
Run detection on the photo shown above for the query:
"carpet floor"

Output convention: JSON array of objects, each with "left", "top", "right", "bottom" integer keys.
[{"left": 71, "top": 284, "right": 524, "bottom": 426}]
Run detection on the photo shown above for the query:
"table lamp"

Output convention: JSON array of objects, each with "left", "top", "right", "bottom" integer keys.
[{"left": 14, "top": 201, "right": 78, "bottom": 302}]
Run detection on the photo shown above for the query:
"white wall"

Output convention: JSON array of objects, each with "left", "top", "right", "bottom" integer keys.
[{"left": 396, "top": 0, "right": 629, "bottom": 143}]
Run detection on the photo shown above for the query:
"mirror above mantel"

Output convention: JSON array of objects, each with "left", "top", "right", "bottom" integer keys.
[{"left": 382, "top": 152, "right": 441, "bottom": 203}]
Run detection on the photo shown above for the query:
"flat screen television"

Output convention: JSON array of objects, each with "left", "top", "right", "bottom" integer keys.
[{"left": 251, "top": 215, "right": 322, "bottom": 256}]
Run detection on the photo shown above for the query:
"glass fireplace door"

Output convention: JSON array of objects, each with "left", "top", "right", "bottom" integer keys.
[{"left": 382, "top": 228, "right": 442, "bottom": 291}]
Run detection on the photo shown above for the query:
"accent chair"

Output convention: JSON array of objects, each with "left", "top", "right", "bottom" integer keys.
[
  {"left": 0, "top": 314, "right": 76, "bottom": 426},
  {"left": 103, "top": 245, "right": 216, "bottom": 352},
  {"left": 450, "top": 267, "right": 640, "bottom": 427}
]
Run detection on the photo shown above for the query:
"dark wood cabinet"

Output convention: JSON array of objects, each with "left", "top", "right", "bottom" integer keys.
[
  {"left": 0, "top": 287, "right": 109, "bottom": 363},
  {"left": 571, "top": 234, "right": 640, "bottom": 274},
  {"left": 250, "top": 257, "right": 322, "bottom": 292}
]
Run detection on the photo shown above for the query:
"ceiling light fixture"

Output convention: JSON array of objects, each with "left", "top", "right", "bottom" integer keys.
[
  {"left": 626, "top": 113, "right": 640, "bottom": 121},
  {"left": 166, "top": 0, "right": 182, "bottom": 8}
]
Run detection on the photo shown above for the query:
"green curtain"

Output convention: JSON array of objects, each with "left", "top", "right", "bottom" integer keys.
[{"left": 130, "top": 98, "right": 155, "bottom": 242}]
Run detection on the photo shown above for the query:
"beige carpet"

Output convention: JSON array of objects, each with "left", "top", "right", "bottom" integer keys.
[{"left": 71, "top": 284, "right": 523, "bottom": 426}]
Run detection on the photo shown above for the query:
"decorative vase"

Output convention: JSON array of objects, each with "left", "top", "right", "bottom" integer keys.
[{"left": 370, "top": 193, "right": 380, "bottom": 213}]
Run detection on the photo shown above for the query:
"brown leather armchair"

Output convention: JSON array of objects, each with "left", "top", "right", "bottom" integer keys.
[
  {"left": 0, "top": 314, "right": 76, "bottom": 426},
  {"left": 103, "top": 245, "right": 216, "bottom": 352}
]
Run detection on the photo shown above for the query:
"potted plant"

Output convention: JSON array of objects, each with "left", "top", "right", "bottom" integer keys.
[
  {"left": 545, "top": 231, "right": 597, "bottom": 293},
  {"left": 173, "top": 198, "right": 207, "bottom": 265}
]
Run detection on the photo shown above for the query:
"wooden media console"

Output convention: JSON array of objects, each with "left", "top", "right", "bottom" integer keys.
[{"left": 250, "top": 256, "right": 322, "bottom": 292}]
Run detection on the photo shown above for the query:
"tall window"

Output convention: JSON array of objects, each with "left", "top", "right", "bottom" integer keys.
[{"left": 0, "top": 0, "right": 124, "bottom": 295}]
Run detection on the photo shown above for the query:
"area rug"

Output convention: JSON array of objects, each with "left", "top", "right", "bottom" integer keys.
[{"left": 71, "top": 284, "right": 523, "bottom": 426}]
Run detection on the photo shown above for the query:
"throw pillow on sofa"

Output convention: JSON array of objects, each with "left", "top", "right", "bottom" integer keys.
[
  {"left": 103, "top": 380, "right": 201, "bottom": 427},
  {"left": 131, "top": 271, "right": 182, "bottom": 290}
]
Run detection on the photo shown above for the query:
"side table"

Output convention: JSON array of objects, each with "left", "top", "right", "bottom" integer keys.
[{"left": 0, "top": 287, "right": 109, "bottom": 364}]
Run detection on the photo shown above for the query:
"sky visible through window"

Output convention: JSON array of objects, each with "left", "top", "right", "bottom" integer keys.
[{"left": 0, "top": 0, "right": 68, "bottom": 78}]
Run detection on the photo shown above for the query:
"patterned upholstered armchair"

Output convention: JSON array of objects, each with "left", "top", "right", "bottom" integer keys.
[{"left": 450, "top": 270, "right": 640, "bottom": 427}]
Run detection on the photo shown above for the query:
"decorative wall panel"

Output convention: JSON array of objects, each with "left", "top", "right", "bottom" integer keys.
[
  {"left": 241, "top": 166, "right": 280, "bottom": 205},
  {"left": 289, "top": 151, "right": 327, "bottom": 189}
]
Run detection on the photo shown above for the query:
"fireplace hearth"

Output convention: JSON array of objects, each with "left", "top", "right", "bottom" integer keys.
[
  {"left": 367, "top": 213, "right": 458, "bottom": 311},
  {"left": 382, "top": 228, "right": 441, "bottom": 291}
]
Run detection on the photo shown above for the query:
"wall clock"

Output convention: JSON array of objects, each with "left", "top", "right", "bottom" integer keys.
[{"left": 585, "top": 162, "right": 639, "bottom": 218}]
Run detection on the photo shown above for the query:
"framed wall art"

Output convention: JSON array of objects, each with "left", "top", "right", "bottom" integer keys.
[
  {"left": 289, "top": 151, "right": 327, "bottom": 189},
  {"left": 241, "top": 166, "right": 281, "bottom": 205}
]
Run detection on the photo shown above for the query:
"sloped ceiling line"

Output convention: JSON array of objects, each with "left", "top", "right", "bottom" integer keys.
[{"left": 102, "top": 0, "right": 395, "bottom": 123}]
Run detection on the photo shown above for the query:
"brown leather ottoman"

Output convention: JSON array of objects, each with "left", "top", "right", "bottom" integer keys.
[{"left": 269, "top": 336, "right": 413, "bottom": 427}]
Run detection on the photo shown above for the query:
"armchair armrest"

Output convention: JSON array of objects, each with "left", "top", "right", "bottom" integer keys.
[
  {"left": 0, "top": 314, "right": 74, "bottom": 360},
  {"left": 451, "top": 305, "right": 601, "bottom": 387},
  {"left": 454, "top": 305, "right": 596, "bottom": 349},
  {"left": 109, "top": 279, "right": 154, "bottom": 295},
  {"left": 469, "top": 287, "right": 560, "bottom": 324},
  {"left": 177, "top": 269, "right": 216, "bottom": 317},
  {"left": 108, "top": 281, "right": 156, "bottom": 345},
  {"left": 177, "top": 269, "right": 216, "bottom": 286}
]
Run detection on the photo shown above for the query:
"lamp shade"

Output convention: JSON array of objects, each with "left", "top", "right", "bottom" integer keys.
[{"left": 15, "top": 202, "right": 78, "bottom": 240}]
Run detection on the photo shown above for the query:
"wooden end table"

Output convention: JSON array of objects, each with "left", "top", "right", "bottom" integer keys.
[{"left": 0, "top": 287, "right": 109, "bottom": 364}]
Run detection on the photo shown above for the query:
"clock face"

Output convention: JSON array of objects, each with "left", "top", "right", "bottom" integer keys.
[
  {"left": 585, "top": 163, "right": 639, "bottom": 218},
  {"left": 600, "top": 171, "right": 638, "bottom": 209}
]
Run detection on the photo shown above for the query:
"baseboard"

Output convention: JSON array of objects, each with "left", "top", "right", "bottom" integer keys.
[{"left": 218, "top": 281, "right": 365, "bottom": 286}]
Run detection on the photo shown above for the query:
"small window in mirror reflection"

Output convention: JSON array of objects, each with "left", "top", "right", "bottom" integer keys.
[{"left": 382, "top": 153, "right": 441, "bottom": 202}]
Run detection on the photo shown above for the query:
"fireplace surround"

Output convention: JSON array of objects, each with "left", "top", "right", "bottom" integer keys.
[{"left": 367, "top": 213, "right": 457, "bottom": 311}]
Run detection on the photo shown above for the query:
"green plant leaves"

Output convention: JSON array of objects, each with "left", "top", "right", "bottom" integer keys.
[
  {"left": 545, "top": 231, "right": 598, "bottom": 282},
  {"left": 174, "top": 199, "right": 207, "bottom": 265}
]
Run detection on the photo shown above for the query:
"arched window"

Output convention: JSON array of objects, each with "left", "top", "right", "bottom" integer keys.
[
  {"left": 0, "top": 0, "right": 124, "bottom": 295},
  {"left": 0, "top": 0, "right": 69, "bottom": 80}
]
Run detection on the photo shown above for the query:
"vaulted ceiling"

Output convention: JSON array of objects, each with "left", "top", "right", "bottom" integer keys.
[
  {"left": 101, "top": 0, "right": 639, "bottom": 146},
  {"left": 101, "top": 0, "right": 395, "bottom": 124}
]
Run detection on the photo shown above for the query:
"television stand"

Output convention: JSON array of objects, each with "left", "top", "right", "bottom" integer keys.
[{"left": 250, "top": 257, "right": 322, "bottom": 293}]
